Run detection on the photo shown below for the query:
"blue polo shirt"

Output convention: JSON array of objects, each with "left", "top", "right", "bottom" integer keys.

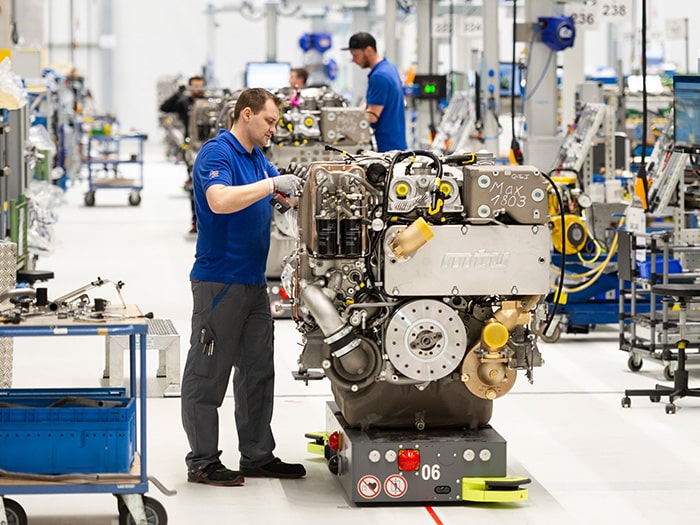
[
  {"left": 190, "top": 129, "right": 278, "bottom": 284},
  {"left": 367, "top": 58, "right": 408, "bottom": 152}
]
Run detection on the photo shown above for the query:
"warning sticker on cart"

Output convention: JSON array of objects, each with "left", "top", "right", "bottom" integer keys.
[
  {"left": 384, "top": 474, "right": 408, "bottom": 498},
  {"left": 357, "top": 475, "right": 381, "bottom": 499}
]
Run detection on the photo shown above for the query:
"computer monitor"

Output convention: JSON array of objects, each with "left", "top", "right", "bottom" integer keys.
[
  {"left": 499, "top": 62, "right": 522, "bottom": 98},
  {"left": 673, "top": 74, "right": 700, "bottom": 154},
  {"left": 245, "top": 62, "right": 291, "bottom": 91}
]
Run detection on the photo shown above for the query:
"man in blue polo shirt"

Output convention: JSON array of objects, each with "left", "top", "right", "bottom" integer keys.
[
  {"left": 181, "top": 88, "right": 306, "bottom": 486},
  {"left": 344, "top": 32, "right": 408, "bottom": 152}
]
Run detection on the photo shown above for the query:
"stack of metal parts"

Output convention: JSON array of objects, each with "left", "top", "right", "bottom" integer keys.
[
  {"left": 0, "top": 242, "right": 16, "bottom": 388},
  {"left": 430, "top": 91, "right": 477, "bottom": 154},
  {"left": 550, "top": 102, "right": 615, "bottom": 186},
  {"left": 156, "top": 74, "right": 187, "bottom": 162}
]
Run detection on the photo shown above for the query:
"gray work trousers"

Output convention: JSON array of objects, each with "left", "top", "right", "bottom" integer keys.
[{"left": 181, "top": 280, "right": 276, "bottom": 472}]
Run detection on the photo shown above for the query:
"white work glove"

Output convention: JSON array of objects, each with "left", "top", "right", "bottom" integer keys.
[
  {"left": 282, "top": 162, "right": 307, "bottom": 179},
  {"left": 272, "top": 174, "right": 303, "bottom": 196}
]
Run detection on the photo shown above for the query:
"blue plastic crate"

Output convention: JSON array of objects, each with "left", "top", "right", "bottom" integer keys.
[
  {"left": 637, "top": 258, "right": 683, "bottom": 280},
  {"left": 0, "top": 387, "right": 135, "bottom": 474}
]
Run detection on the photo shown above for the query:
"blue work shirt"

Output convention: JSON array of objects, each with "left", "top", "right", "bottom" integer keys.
[
  {"left": 190, "top": 129, "right": 279, "bottom": 284},
  {"left": 367, "top": 58, "right": 408, "bottom": 152}
]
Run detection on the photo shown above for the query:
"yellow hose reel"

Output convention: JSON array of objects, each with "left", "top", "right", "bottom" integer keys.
[{"left": 551, "top": 215, "right": 587, "bottom": 254}]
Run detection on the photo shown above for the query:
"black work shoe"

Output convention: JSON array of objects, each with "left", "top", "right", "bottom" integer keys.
[
  {"left": 187, "top": 462, "right": 245, "bottom": 486},
  {"left": 240, "top": 458, "right": 306, "bottom": 479}
]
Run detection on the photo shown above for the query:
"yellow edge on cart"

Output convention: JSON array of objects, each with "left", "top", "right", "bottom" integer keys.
[
  {"left": 305, "top": 432, "right": 327, "bottom": 455},
  {"left": 462, "top": 476, "right": 530, "bottom": 502}
]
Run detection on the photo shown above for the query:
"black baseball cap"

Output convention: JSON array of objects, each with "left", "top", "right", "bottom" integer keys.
[{"left": 342, "top": 32, "right": 376, "bottom": 51}]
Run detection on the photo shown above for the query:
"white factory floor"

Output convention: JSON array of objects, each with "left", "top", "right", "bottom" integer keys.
[{"left": 6, "top": 145, "right": 700, "bottom": 525}]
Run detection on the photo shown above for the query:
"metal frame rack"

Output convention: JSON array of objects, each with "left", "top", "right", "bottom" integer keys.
[
  {"left": 0, "top": 307, "right": 171, "bottom": 524},
  {"left": 618, "top": 230, "right": 700, "bottom": 380},
  {"left": 84, "top": 132, "right": 147, "bottom": 207},
  {"left": 550, "top": 102, "right": 616, "bottom": 188}
]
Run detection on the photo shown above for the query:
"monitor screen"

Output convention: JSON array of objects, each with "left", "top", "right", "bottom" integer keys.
[
  {"left": 499, "top": 62, "right": 522, "bottom": 98},
  {"left": 245, "top": 62, "right": 291, "bottom": 91},
  {"left": 673, "top": 75, "right": 700, "bottom": 152}
]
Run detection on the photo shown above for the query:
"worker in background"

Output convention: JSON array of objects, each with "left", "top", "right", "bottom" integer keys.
[
  {"left": 289, "top": 67, "right": 308, "bottom": 90},
  {"left": 160, "top": 75, "right": 206, "bottom": 138},
  {"left": 343, "top": 32, "right": 407, "bottom": 152},
  {"left": 160, "top": 75, "right": 206, "bottom": 234},
  {"left": 288, "top": 67, "right": 308, "bottom": 107},
  {"left": 181, "top": 88, "right": 307, "bottom": 486}
]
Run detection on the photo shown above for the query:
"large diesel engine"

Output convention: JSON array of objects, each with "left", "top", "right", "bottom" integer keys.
[{"left": 282, "top": 150, "right": 551, "bottom": 431}]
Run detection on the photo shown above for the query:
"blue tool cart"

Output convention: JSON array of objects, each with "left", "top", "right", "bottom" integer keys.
[
  {"left": 0, "top": 306, "right": 173, "bottom": 525},
  {"left": 84, "top": 130, "right": 147, "bottom": 207}
]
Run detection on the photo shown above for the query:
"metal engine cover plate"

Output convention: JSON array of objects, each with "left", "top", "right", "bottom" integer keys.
[
  {"left": 383, "top": 224, "right": 550, "bottom": 296},
  {"left": 320, "top": 107, "right": 371, "bottom": 144},
  {"left": 385, "top": 299, "right": 467, "bottom": 381}
]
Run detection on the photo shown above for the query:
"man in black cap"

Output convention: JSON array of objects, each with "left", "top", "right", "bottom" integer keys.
[{"left": 343, "top": 32, "right": 407, "bottom": 152}]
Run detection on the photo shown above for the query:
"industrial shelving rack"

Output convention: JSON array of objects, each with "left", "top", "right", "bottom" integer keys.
[{"left": 618, "top": 230, "right": 700, "bottom": 380}]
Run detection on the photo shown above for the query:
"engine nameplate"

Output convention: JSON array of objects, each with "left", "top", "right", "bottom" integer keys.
[{"left": 463, "top": 165, "right": 548, "bottom": 224}]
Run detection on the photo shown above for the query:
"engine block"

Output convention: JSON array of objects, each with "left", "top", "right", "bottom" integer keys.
[{"left": 282, "top": 151, "right": 550, "bottom": 431}]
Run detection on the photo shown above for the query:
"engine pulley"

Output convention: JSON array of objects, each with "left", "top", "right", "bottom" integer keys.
[{"left": 385, "top": 299, "right": 467, "bottom": 381}]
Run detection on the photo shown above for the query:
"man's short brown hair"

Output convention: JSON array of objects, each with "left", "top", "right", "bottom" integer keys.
[{"left": 233, "top": 88, "right": 281, "bottom": 123}]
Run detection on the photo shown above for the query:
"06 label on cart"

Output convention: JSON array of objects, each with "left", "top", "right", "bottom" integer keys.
[
  {"left": 384, "top": 474, "right": 408, "bottom": 498},
  {"left": 357, "top": 475, "right": 381, "bottom": 499}
]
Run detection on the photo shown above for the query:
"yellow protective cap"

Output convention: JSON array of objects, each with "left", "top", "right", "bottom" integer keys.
[
  {"left": 439, "top": 182, "right": 451, "bottom": 196},
  {"left": 482, "top": 322, "right": 509, "bottom": 348},
  {"left": 413, "top": 216, "right": 435, "bottom": 241},
  {"left": 396, "top": 183, "right": 410, "bottom": 197}
]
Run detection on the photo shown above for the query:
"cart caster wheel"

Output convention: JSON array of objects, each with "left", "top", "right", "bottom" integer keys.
[
  {"left": 627, "top": 355, "right": 643, "bottom": 372},
  {"left": 327, "top": 453, "right": 340, "bottom": 475},
  {"left": 665, "top": 402, "right": 676, "bottom": 414},
  {"left": 3, "top": 497, "right": 28, "bottom": 525},
  {"left": 621, "top": 396, "right": 631, "bottom": 408},
  {"left": 118, "top": 495, "right": 167, "bottom": 525},
  {"left": 650, "top": 395, "right": 661, "bottom": 403},
  {"left": 663, "top": 365, "right": 675, "bottom": 381},
  {"left": 536, "top": 322, "right": 561, "bottom": 344},
  {"left": 85, "top": 191, "right": 96, "bottom": 207},
  {"left": 128, "top": 192, "right": 141, "bottom": 206}
]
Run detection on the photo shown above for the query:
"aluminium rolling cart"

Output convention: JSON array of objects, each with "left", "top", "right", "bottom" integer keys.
[
  {"left": 84, "top": 131, "right": 147, "bottom": 207},
  {"left": 0, "top": 305, "right": 172, "bottom": 525}
]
